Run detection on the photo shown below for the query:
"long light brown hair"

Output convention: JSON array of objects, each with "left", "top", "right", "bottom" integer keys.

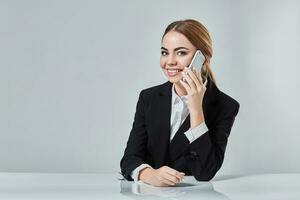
[{"left": 162, "top": 19, "right": 216, "bottom": 85}]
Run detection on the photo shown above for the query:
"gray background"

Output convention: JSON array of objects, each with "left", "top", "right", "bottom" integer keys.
[{"left": 1, "top": 0, "right": 299, "bottom": 175}]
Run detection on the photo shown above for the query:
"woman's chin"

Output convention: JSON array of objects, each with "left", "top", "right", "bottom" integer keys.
[{"left": 166, "top": 76, "right": 182, "bottom": 83}]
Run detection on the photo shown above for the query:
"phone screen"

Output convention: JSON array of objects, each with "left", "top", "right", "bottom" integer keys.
[
  {"left": 188, "top": 50, "right": 205, "bottom": 70},
  {"left": 188, "top": 50, "right": 206, "bottom": 83}
]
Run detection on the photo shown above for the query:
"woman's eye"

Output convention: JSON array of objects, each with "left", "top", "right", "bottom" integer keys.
[
  {"left": 177, "top": 51, "right": 187, "bottom": 56},
  {"left": 161, "top": 51, "right": 168, "bottom": 56}
]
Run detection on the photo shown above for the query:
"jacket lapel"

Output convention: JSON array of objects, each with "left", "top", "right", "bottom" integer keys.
[{"left": 149, "top": 81, "right": 172, "bottom": 167}]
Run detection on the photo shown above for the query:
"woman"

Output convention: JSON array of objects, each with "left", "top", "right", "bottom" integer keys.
[{"left": 120, "top": 19, "right": 239, "bottom": 187}]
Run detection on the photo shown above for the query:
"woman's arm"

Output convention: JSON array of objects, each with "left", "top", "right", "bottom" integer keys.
[
  {"left": 184, "top": 101, "right": 239, "bottom": 181},
  {"left": 120, "top": 91, "right": 149, "bottom": 180},
  {"left": 179, "top": 67, "right": 239, "bottom": 181},
  {"left": 120, "top": 90, "right": 185, "bottom": 185}
]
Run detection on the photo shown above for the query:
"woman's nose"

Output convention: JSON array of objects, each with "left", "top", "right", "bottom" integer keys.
[{"left": 167, "top": 55, "right": 177, "bottom": 66}]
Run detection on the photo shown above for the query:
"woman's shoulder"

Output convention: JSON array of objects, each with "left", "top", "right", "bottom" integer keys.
[
  {"left": 216, "top": 89, "right": 240, "bottom": 117},
  {"left": 207, "top": 79, "right": 239, "bottom": 113},
  {"left": 140, "top": 81, "right": 171, "bottom": 98},
  {"left": 218, "top": 90, "right": 239, "bottom": 107}
]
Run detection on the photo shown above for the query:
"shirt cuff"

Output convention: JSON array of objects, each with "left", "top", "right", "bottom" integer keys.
[
  {"left": 131, "top": 164, "right": 152, "bottom": 182},
  {"left": 184, "top": 122, "right": 208, "bottom": 143}
]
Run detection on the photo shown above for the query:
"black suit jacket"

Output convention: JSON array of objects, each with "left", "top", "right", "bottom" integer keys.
[{"left": 120, "top": 78, "right": 239, "bottom": 181}]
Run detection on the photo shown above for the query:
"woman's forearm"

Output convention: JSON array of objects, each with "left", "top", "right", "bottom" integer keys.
[{"left": 190, "top": 111, "right": 205, "bottom": 128}]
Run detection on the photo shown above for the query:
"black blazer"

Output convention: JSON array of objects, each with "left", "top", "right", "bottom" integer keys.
[{"left": 120, "top": 78, "right": 239, "bottom": 181}]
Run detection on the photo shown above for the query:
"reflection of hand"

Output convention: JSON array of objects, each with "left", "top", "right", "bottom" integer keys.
[
  {"left": 180, "top": 68, "right": 206, "bottom": 128},
  {"left": 139, "top": 166, "right": 185, "bottom": 187},
  {"left": 133, "top": 181, "right": 186, "bottom": 197}
]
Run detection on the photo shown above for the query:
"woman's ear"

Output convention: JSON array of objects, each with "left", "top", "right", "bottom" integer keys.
[
  {"left": 201, "top": 56, "right": 207, "bottom": 67},
  {"left": 204, "top": 57, "right": 210, "bottom": 65}
]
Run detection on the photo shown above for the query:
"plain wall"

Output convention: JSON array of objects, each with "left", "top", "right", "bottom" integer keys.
[{"left": 1, "top": 0, "right": 300, "bottom": 175}]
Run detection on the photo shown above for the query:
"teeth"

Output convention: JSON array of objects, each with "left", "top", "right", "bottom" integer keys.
[{"left": 167, "top": 69, "right": 179, "bottom": 72}]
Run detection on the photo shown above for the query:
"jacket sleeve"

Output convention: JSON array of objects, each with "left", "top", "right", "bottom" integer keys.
[
  {"left": 120, "top": 90, "right": 148, "bottom": 180},
  {"left": 184, "top": 100, "right": 240, "bottom": 181}
]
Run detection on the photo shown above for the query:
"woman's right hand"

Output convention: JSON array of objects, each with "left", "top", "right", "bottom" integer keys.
[{"left": 139, "top": 166, "right": 185, "bottom": 187}]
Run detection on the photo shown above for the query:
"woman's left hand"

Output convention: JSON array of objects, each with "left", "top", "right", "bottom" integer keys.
[{"left": 180, "top": 68, "right": 206, "bottom": 128}]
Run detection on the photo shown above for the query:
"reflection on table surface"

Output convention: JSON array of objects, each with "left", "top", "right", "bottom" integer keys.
[
  {"left": 120, "top": 176, "right": 230, "bottom": 199},
  {"left": 0, "top": 173, "right": 299, "bottom": 200}
]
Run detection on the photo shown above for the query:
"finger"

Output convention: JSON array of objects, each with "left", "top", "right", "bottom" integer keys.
[
  {"left": 162, "top": 172, "right": 180, "bottom": 184},
  {"left": 179, "top": 79, "right": 192, "bottom": 94},
  {"left": 188, "top": 69, "right": 202, "bottom": 89},
  {"left": 157, "top": 172, "right": 177, "bottom": 186},
  {"left": 182, "top": 69, "right": 197, "bottom": 91},
  {"left": 161, "top": 178, "right": 176, "bottom": 186},
  {"left": 167, "top": 173, "right": 184, "bottom": 183},
  {"left": 167, "top": 170, "right": 185, "bottom": 181},
  {"left": 196, "top": 69, "right": 204, "bottom": 84},
  {"left": 194, "top": 68, "right": 204, "bottom": 84},
  {"left": 180, "top": 172, "right": 185, "bottom": 179},
  {"left": 163, "top": 166, "right": 185, "bottom": 181}
]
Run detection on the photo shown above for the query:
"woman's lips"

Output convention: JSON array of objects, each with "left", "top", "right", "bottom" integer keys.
[{"left": 166, "top": 69, "right": 183, "bottom": 77}]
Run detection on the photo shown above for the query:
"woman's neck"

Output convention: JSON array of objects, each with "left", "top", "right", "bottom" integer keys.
[{"left": 174, "top": 82, "right": 187, "bottom": 96}]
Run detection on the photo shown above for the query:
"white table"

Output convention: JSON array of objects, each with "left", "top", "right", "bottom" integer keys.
[{"left": 0, "top": 173, "right": 299, "bottom": 199}]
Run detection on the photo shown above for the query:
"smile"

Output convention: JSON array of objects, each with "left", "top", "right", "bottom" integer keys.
[{"left": 166, "top": 69, "right": 183, "bottom": 77}]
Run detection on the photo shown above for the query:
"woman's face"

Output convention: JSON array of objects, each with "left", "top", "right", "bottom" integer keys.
[{"left": 160, "top": 31, "right": 197, "bottom": 83}]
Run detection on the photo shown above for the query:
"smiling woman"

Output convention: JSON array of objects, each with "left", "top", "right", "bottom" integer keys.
[{"left": 120, "top": 19, "right": 240, "bottom": 187}]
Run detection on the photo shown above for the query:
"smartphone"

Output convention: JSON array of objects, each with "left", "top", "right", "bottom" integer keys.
[
  {"left": 186, "top": 50, "right": 206, "bottom": 82},
  {"left": 188, "top": 50, "right": 205, "bottom": 70}
]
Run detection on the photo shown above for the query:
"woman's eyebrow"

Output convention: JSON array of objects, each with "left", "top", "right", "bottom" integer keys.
[
  {"left": 161, "top": 46, "right": 189, "bottom": 51},
  {"left": 174, "top": 47, "right": 189, "bottom": 51}
]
